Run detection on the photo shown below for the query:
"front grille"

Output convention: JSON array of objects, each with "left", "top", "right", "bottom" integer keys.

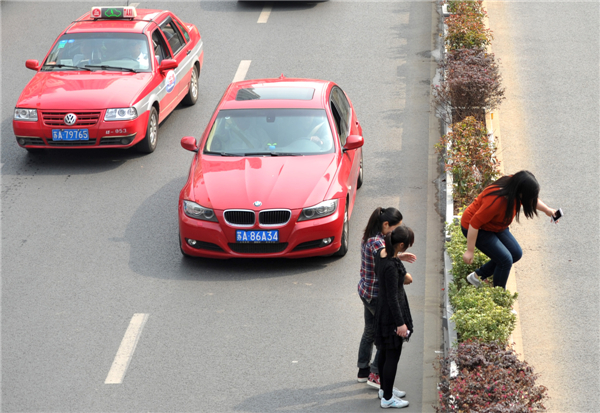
[
  {"left": 188, "top": 241, "right": 224, "bottom": 252},
  {"left": 42, "top": 111, "right": 101, "bottom": 126},
  {"left": 47, "top": 139, "right": 97, "bottom": 146},
  {"left": 17, "top": 137, "right": 45, "bottom": 146},
  {"left": 259, "top": 210, "right": 291, "bottom": 225},
  {"left": 229, "top": 243, "right": 288, "bottom": 254},
  {"left": 224, "top": 210, "right": 255, "bottom": 226}
]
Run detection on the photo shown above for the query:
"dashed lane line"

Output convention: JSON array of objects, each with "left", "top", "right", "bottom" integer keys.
[
  {"left": 233, "top": 60, "right": 251, "bottom": 82},
  {"left": 105, "top": 313, "right": 149, "bottom": 384},
  {"left": 258, "top": 3, "right": 273, "bottom": 24}
]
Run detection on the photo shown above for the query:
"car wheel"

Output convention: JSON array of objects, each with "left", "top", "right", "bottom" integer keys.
[
  {"left": 357, "top": 151, "right": 364, "bottom": 189},
  {"left": 182, "top": 65, "right": 199, "bottom": 106},
  {"left": 334, "top": 201, "right": 349, "bottom": 257},
  {"left": 137, "top": 107, "right": 158, "bottom": 153}
]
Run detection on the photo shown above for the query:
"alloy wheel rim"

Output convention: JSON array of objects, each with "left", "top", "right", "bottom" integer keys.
[
  {"left": 191, "top": 69, "right": 198, "bottom": 99},
  {"left": 149, "top": 113, "right": 157, "bottom": 146}
]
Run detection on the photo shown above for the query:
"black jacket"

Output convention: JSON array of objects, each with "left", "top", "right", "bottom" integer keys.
[{"left": 374, "top": 249, "right": 414, "bottom": 341}]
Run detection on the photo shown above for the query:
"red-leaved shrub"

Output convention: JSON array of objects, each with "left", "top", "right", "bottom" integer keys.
[
  {"left": 436, "top": 340, "right": 548, "bottom": 413},
  {"left": 433, "top": 48, "right": 505, "bottom": 124}
]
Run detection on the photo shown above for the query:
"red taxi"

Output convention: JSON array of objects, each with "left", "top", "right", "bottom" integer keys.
[
  {"left": 178, "top": 77, "right": 364, "bottom": 259},
  {"left": 13, "top": 6, "right": 203, "bottom": 153}
]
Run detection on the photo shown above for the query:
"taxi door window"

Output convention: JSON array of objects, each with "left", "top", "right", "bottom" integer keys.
[
  {"left": 174, "top": 20, "right": 190, "bottom": 42},
  {"left": 152, "top": 30, "right": 171, "bottom": 65},
  {"left": 160, "top": 19, "right": 185, "bottom": 55}
]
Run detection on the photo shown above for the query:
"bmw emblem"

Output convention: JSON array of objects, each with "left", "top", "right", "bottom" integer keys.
[
  {"left": 254, "top": 201, "right": 262, "bottom": 207},
  {"left": 64, "top": 113, "right": 77, "bottom": 126}
]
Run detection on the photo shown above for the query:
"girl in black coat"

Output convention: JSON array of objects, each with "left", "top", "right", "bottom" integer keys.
[{"left": 374, "top": 225, "right": 415, "bottom": 409}]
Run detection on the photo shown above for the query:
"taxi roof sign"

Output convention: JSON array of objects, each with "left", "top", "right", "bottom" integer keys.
[{"left": 91, "top": 6, "right": 137, "bottom": 20}]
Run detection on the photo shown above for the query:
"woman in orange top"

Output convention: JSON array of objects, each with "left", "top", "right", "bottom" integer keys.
[{"left": 461, "top": 171, "right": 558, "bottom": 289}]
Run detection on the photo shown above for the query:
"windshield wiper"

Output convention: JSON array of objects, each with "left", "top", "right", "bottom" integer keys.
[
  {"left": 42, "top": 64, "right": 91, "bottom": 71},
  {"left": 85, "top": 65, "right": 138, "bottom": 73},
  {"left": 244, "top": 152, "right": 302, "bottom": 157},
  {"left": 204, "top": 151, "right": 242, "bottom": 157}
]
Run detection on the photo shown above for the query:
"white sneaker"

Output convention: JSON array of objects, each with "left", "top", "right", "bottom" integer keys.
[
  {"left": 381, "top": 397, "right": 409, "bottom": 408},
  {"left": 467, "top": 272, "right": 482, "bottom": 288},
  {"left": 379, "top": 388, "right": 406, "bottom": 399}
]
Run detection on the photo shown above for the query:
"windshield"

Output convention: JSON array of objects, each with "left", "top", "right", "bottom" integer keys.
[
  {"left": 43, "top": 33, "right": 151, "bottom": 72},
  {"left": 204, "top": 109, "right": 334, "bottom": 156}
]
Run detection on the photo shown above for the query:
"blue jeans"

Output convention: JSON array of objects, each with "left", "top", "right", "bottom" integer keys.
[
  {"left": 357, "top": 296, "right": 379, "bottom": 374},
  {"left": 461, "top": 226, "right": 523, "bottom": 289}
]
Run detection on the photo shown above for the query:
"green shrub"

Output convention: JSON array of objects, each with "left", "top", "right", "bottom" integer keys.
[
  {"left": 436, "top": 117, "right": 501, "bottom": 208},
  {"left": 447, "top": 0, "right": 487, "bottom": 19},
  {"left": 451, "top": 286, "right": 517, "bottom": 342},
  {"left": 445, "top": 216, "right": 488, "bottom": 291},
  {"left": 445, "top": 11, "right": 493, "bottom": 51},
  {"left": 436, "top": 340, "right": 548, "bottom": 412}
]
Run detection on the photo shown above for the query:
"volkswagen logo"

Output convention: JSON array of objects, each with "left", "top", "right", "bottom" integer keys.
[
  {"left": 64, "top": 113, "right": 77, "bottom": 126},
  {"left": 254, "top": 201, "right": 262, "bottom": 207}
]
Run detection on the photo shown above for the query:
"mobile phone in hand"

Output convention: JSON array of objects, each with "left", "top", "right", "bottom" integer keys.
[{"left": 551, "top": 208, "right": 563, "bottom": 223}]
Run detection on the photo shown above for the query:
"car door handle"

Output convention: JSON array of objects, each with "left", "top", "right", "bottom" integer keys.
[{"left": 186, "top": 50, "right": 191, "bottom": 55}]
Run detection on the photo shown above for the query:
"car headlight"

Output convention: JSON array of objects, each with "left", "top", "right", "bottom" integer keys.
[
  {"left": 298, "top": 199, "right": 339, "bottom": 221},
  {"left": 104, "top": 107, "right": 138, "bottom": 121},
  {"left": 14, "top": 108, "right": 38, "bottom": 121},
  {"left": 183, "top": 200, "right": 218, "bottom": 222}
]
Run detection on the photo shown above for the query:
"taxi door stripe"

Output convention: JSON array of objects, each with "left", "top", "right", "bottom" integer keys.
[{"left": 133, "top": 41, "right": 203, "bottom": 114}]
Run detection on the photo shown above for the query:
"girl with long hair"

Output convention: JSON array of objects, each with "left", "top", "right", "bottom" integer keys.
[
  {"left": 462, "top": 170, "right": 558, "bottom": 288},
  {"left": 374, "top": 225, "right": 415, "bottom": 409},
  {"left": 356, "top": 207, "right": 416, "bottom": 389}
]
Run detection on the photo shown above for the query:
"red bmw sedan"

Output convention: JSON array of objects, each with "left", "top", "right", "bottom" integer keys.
[
  {"left": 178, "top": 77, "right": 364, "bottom": 258},
  {"left": 13, "top": 6, "right": 203, "bottom": 154}
]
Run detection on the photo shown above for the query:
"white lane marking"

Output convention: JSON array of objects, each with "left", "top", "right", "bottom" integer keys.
[
  {"left": 105, "top": 313, "right": 149, "bottom": 384},
  {"left": 257, "top": 3, "right": 273, "bottom": 24},
  {"left": 129, "top": 3, "right": 140, "bottom": 8},
  {"left": 233, "top": 60, "right": 252, "bottom": 83}
]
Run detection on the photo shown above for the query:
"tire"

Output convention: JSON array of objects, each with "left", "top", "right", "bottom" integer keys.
[
  {"left": 182, "top": 65, "right": 199, "bottom": 106},
  {"left": 356, "top": 151, "right": 364, "bottom": 189},
  {"left": 334, "top": 201, "right": 349, "bottom": 257},
  {"left": 137, "top": 107, "right": 158, "bottom": 153}
]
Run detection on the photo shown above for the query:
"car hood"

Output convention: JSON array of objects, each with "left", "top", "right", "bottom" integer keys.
[
  {"left": 16, "top": 71, "right": 152, "bottom": 109},
  {"left": 191, "top": 154, "right": 338, "bottom": 210}
]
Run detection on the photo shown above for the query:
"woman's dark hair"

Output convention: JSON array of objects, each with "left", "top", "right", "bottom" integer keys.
[
  {"left": 485, "top": 170, "right": 539, "bottom": 224},
  {"left": 362, "top": 207, "right": 403, "bottom": 243},
  {"left": 384, "top": 225, "right": 414, "bottom": 257}
]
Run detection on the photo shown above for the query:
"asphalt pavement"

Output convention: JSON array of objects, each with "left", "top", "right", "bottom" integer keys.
[
  {"left": 487, "top": 2, "right": 599, "bottom": 412},
  {"left": 1, "top": 1, "right": 444, "bottom": 412}
]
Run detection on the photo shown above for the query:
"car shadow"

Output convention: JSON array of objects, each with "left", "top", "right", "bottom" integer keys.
[
  {"left": 233, "top": 380, "right": 378, "bottom": 412},
  {"left": 0, "top": 117, "right": 154, "bottom": 177},
  {"left": 118, "top": 176, "right": 333, "bottom": 281}
]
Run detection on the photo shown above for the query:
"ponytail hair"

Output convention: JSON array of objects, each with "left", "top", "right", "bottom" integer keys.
[
  {"left": 362, "top": 207, "right": 403, "bottom": 243},
  {"left": 384, "top": 225, "right": 414, "bottom": 257}
]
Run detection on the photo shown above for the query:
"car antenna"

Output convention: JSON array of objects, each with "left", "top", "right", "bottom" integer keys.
[{"left": 279, "top": 74, "right": 286, "bottom": 79}]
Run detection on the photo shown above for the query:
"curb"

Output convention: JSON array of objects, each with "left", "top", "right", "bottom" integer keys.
[{"left": 438, "top": 1, "right": 524, "bottom": 361}]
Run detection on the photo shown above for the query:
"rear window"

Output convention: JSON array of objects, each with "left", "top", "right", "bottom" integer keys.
[{"left": 236, "top": 87, "right": 315, "bottom": 101}]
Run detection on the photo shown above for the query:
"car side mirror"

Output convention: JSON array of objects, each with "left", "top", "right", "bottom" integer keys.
[
  {"left": 159, "top": 59, "right": 178, "bottom": 73},
  {"left": 343, "top": 135, "right": 364, "bottom": 152},
  {"left": 181, "top": 136, "right": 199, "bottom": 152},
  {"left": 26, "top": 60, "right": 40, "bottom": 71}
]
